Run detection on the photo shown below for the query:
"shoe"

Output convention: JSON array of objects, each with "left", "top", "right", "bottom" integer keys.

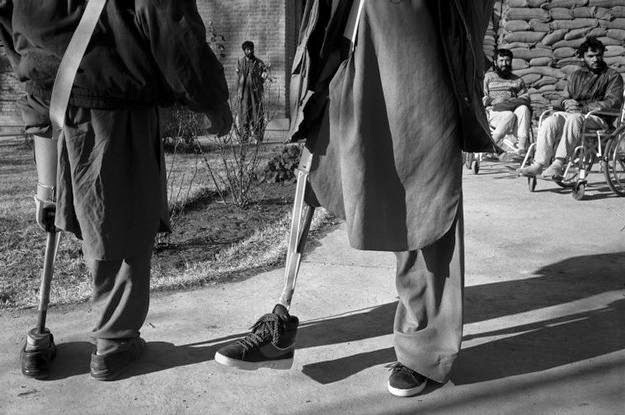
[
  {"left": 542, "top": 161, "right": 564, "bottom": 180},
  {"left": 500, "top": 137, "right": 518, "bottom": 153},
  {"left": 90, "top": 337, "right": 145, "bottom": 381},
  {"left": 387, "top": 362, "right": 428, "bottom": 397},
  {"left": 518, "top": 162, "right": 544, "bottom": 177},
  {"left": 21, "top": 328, "right": 56, "bottom": 379},
  {"left": 215, "top": 304, "right": 299, "bottom": 370}
]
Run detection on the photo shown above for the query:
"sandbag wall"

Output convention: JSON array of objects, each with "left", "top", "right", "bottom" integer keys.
[{"left": 484, "top": 0, "right": 625, "bottom": 115}]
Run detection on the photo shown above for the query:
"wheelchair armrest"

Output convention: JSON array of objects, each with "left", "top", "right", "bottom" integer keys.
[{"left": 585, "top": 109, "right": 621, "bottom": 118}]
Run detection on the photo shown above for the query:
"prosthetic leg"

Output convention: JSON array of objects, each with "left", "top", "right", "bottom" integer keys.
[
  {"left": 21, "top": 231, "right": 62, "bottom": 379},
  {"left": 277, "top": 146, "right": 315, "bottom": 310}
]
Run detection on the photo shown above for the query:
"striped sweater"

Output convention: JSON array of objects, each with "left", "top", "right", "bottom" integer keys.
[{"left": 482, "top": 71, "right": 529, "bottom": 107}]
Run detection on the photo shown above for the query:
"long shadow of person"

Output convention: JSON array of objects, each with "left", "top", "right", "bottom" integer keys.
[{"left": 299, "top": 252, "right": 625, "bottom": 384}]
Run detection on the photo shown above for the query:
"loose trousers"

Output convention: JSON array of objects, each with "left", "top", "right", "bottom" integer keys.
[
  {"left": 535, "top": 111, "right": 608, "bottom": 166},
  {"left": 88, "top": 243, "right": 153, "bottom": 354},
  {"left": 393, "top": 205, "right": 463, "bottom": 383},
  {"left": 488, "top": 105, "right": 531, "bottom": 150}
]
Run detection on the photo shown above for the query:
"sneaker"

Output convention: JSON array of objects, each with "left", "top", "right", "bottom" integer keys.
[
  {"left": 215, "top": 304, "right": 299, "bottom": 370},
  {"left": 542, "top": 160, "right": 564, "bottom": 180},
  {"left": 518, "top": 162, "right": 544, "bottom": 177},
  {"left": 90, "top": 337, "right": 145, "bottom": 381},
  {"left": 387, "top": 362, "right": 428, "bottom": 397},
  {"left": 21, "top": 328, "right": 56, "bottom": 379}
]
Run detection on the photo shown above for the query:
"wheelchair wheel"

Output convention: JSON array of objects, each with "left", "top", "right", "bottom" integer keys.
[
  {"left": 572, "top": 182, "right": 586, "bottom": 200},
  {"left": 527, "top": 176, "right": 537, "bottom": 192},
  {"left": 604, "top": 133, "right": 625, "bottom": 196},
  {"left": 471, "top": 160, "right": 480, "bottom": 175}
]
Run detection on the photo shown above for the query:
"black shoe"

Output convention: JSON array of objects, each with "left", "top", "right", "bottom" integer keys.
[
  {"left": 215, "top": 304, "right": 299, "bottom": 370},
  {"left": 387, "top": 362, "right": 428, "bottom": 397},
  {"left": 90, "top": 337, "right": 145, "bottom": 381},
  {"left": 21, "top": 328, "right": 56, "bottom": 379}
]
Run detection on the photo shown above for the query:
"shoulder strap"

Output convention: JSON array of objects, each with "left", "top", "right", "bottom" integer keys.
[{"left": 50, "top": 0, "right": 107, "bottom": 133}]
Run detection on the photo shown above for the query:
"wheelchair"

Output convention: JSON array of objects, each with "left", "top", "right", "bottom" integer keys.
[{"left": 520, "top": 104, "right": 625, "bottom": 200}]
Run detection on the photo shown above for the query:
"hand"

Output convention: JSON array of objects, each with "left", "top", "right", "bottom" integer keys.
[
  {"left": 585, "top": 102, "right": 602, "bottom": 112},
  {"left": 563, "top": 99, "right": 582, "bottom": 113},
  {"left": 34, "top": 197, "right": 57, "bottom": 233},
  {"left": 206, "top": 104, "right": 233, "bottom": 136},
  {"left": 483, "top": 96, "right": 493, "bottom": 107}
]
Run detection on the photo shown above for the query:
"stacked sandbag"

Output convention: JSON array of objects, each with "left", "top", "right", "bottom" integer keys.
[{"left": 485, "top": 0, "right": 625, "bottom": 116}]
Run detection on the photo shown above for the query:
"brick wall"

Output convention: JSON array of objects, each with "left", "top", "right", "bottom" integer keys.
[{"left": 196, "top": 0, "right": 290, "bottom": 117}]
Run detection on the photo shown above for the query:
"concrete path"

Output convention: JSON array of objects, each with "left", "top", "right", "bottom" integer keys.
[{"left": 1, "top": 160, "right": 624, "bottom": 414}]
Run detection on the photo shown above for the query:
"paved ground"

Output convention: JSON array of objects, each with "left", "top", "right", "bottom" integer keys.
[{"left": 1, "top": 159, "right": 624, "bottom": 414}]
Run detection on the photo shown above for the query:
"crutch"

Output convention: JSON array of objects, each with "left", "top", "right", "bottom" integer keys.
[{"left": 277, "top": 145, "right": 315, "bottom": 310}]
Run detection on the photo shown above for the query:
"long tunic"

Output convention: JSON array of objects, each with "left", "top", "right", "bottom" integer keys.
[
  {"left": 308, "top": 0, "right": 462, "bottom": 251},
  {"left": 237, "top": 56, "right": 267, "bottom": 132}
]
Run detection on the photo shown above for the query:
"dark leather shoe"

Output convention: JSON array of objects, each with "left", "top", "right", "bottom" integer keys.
[
  {"left": 21, "top": 329, "right": 56, "bottom": 380},
  {"left": 90, "top": 337, "right": 145, "bottom": 381}
]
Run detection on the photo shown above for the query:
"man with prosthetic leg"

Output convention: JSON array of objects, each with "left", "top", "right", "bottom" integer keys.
[{"left": 216, "top": 0, "right": 496, "bottom": 397}]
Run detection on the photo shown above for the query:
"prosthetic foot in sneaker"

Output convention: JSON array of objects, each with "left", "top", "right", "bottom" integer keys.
[{"left": 215, "top": 304, "right": 298, "bottom": 370}]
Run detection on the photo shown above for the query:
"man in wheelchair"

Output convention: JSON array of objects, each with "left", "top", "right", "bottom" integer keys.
[
  {"left": 483, "top": 48, "right": 532, "bottom": 156},
  {"left": 519, "top": 37, "right": 623, "bottom": 179}
]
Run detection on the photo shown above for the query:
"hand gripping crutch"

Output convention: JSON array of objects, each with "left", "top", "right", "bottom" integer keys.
[{"left": 277, "top": 145, "right": 315, "bottom": 310}]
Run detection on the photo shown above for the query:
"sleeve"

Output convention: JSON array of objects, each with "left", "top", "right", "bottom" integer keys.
[
  {"left": 0, "top": 0, "right": 19, "bottom": 70},
  {"left": 136, "top": 1, "right": 229, "bottom": 113},
  {"left": 584, "top": 71, "right": 624, "bottom": 112},
  {"left": 482, "top": 73, "right": 491, "bottom": 106}
]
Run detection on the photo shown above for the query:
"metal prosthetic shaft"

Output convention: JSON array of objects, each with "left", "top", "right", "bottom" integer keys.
[
  {"left": 278, "top": 146, "right": 315, "bottom": 310},
  {"left": 36, "top": 231, "right": 61, "bottom": 335}
]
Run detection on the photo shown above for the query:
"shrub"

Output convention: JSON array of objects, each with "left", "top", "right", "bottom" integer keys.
[{"left": 263, "top": 144, "right": 302, "bottom": 183}]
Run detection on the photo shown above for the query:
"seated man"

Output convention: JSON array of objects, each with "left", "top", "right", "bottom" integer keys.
[
  {"left": 519, "top": 37, "right": 623, "bottom": 179},
  {"left": 483, "top": 48, "right": 532, "bottom": 155}
]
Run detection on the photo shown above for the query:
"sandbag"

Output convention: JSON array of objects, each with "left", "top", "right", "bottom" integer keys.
[
  {"left": 555, "top": 80, "right": 568, "bottom": 89},
  {"left": 588, "top": 27, "right": 608, "bottom": 37},
  {"left": 550, "top": 8, "right": 573, "bottom": 20},
  {"left": 611, "top": 6, "right": 625, "bottom": 18},
  {"left": 599, "top": 19, "right": 625, "bottom": 30},
  {"left": 504, "top": 31, "right": 547, "bottom": 43},
  {"left": 561, "top": 64, "right": 583, "bottom": 75},
  {"left": 508, "top": 0, "right": 528, "bottom": 6},
  {"left": 557, "top": 58, "right": 583, "bottom": 67},
  {"left": 529, "top": 20, "right": 552, "bottom": 32},
  {"left": 502, "top": 42, "right": 536, "bottom": 49},
  {"left": 605, "top": 45, "right": 625, "bottom": 57},
  {"left": 534, "top": 76, "right": 558, "bottom": 87},
  {"left": 553, "top": 38, "right": 586, "bottom": 48},
  {"left": 604, "top": 56, "right": 625, "bottom": 67},
  {"left": 542, "top": 29, "right": 568, "bottom": 46},
  {"left": 607, "top": 29, "right": 625, "bottom": 41},
  {"left": 521, "top": 73, "right": 543, "bottom": 84},
  {"left": 564, "top": 27, "right": 593, "bottom": 40},
  {"left": 528, "top": 0, "right": 549, "bottom": 6},
  {"left": 536, "top": 43, "right": 554, "bottom": 50},
  {"left": 572, "top": 7, "right": 596, "bottom": 18},
  {"left": 516, "top": 66, "right": 565, "bottom": 78},
  {"left": 543, "top": 92, "right": 563, "bottom": 101},
  {"left": 589, "top": 0, "right": 624, "bottom": 7},
  {"left": 512, "top": 58, "right": 530, "bottom": 69},
  {"left": 553, "top": 47, "right": 577, "bottom": 59},
  {"left": 551, "top": 19, "right": 598, "bottom": 30},
  {"left": 539, "top": 84, "right": 557, "bottom": 92},
  {"left": 530, "top": 57, "right": 554, "bottom": 66},
  {"left": 595, "top": 8, "right": 614, "bottom": 20},
  {"left": 530, "top": 93, "right": 548, "bottom": 104},
  {"left": 598, "top": 36, "right": 624, "bottom": 45},
  {"left": 505, "top": 20, "right": 532, "bottom": 32},
  {"left": 543, "top": 0, "right": 588, "bottom": 8},
  {"left": 510, "top": 48, "right": 554, "bottom": 60},
  {"left": 508, "top": 8, "right": 550, "bottom": 22}
]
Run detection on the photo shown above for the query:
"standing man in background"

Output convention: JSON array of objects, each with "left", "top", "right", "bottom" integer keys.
[
  {"left": 0, "top": 0, "right": 231, "bottom": 381},
  {"left": 237, "top": 40, "right": 269, "bottom": 142}
]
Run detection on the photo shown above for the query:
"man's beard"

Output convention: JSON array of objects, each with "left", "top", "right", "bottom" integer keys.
[
  {"left": 494, "top": 65, "right": 512, "bottom": 77},
  {"left": 587, "top": 60, "right": 606, "bottom": 73}
]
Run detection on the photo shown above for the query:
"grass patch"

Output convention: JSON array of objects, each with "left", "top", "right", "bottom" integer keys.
[{"left": 0, "top": 139, "right": 337, "bottom": 310}]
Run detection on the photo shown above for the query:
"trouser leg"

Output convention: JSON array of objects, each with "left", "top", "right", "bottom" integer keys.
[
  {"left": 393, "top": 205, "right": 464, "bottom": 384},
  {"left": 554, "top": 114, "right": 608, "bottom": 160},
  {"left": 535, "top": 112, "right": 566, "bottom": 166},
  {"left": 489, "top": 110, "right": 516, "bottom": 143},
  {"left": 514, "top": 105, "right": 531, "bottom": 150},
  {"left": 88, "top": 242, "right": 153, "bottom": 354}
]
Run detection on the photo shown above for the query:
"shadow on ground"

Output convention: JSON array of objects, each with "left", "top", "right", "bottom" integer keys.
[{"left": 41, "top": 253, "right": 625, "bottom": 385}]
